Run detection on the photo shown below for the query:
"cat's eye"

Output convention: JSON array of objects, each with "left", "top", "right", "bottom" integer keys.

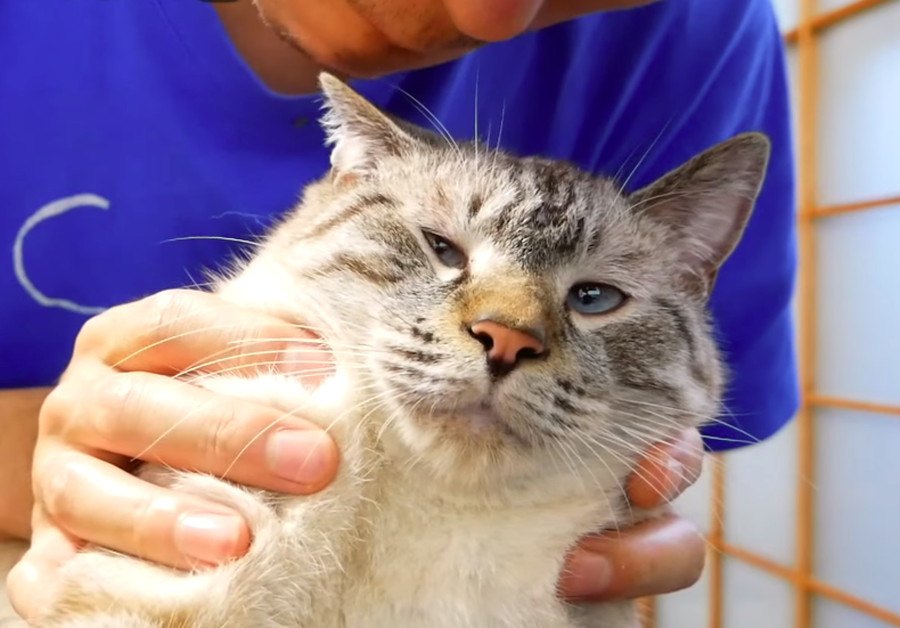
[
  {"left": 566, "top": 283, "right": 627, "bottom": 315},
  {"left": 422, "top": 230, "right": 466, "bottom": 269}
]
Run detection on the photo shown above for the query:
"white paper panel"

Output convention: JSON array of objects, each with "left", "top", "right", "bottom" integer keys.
[
  {"left": 817, "top": 2, "right": 900, "bottom": 205},
  {"left": 771, "top": 0, "right": 800, "bottom": 32},
  {"left": 817, "top": 0, "right": 865, "bottom": 16},
  {"left": 814, "top": 596, "right": 895, "bottom": 628},
  {"left": 815, "top": 206, "right": 900, "bottom": 405},
  {"left": 724, "top": 420, "right": 798, "bottom": 564},
  {"left": 815, "top": 408, "right": 900, "bottom": 615},
  {"left": 654, "top": 555, "right": 710, "bottom": 628},
  {"left": 722, "top": 559, "right": 794, "bottom": 628},
  {"left": 786, "top": 46, "right": 800, "bottom": 174}
]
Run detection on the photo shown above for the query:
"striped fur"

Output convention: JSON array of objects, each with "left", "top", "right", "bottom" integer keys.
[{"left": 34, "top": 75, "right": 769, "bottom": 627}]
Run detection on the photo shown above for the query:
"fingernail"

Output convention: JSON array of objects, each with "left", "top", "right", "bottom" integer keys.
[
  {"left": 266, "top": 429, "right": 334, "bottom": 486},
  {"left": 175, "top": 513, "right": 245, "bottom": 564},
  {"left": 562, "top": 551, "right": 614, "bottom": 599}
]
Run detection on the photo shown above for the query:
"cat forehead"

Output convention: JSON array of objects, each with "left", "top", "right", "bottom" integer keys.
[{"left": 414, "top": 150, "right": 631, "bottom": 270}]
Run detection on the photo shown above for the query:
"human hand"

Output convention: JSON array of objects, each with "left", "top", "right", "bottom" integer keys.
[
  {"left": 249, "top": 0, "right": 653, "bottom": 77},
  {"left": 7, "top": 289, "right": 339, "bottom": 620},
  {"left": 559, "top": 429, "right": 706, "bottom": 601}
]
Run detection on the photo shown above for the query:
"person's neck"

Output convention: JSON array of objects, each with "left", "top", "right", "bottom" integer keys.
[{"left": 213, "top": 1, "right": 323, "bottom": 95}]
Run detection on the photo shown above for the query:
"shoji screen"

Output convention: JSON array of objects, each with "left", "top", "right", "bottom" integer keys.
[{"left": 649, "top": 2, "right": 900, "bottom": 627}]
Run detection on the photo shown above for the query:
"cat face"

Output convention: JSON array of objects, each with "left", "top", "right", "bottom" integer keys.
[{"left": 277, "top": 75, "right": 770, "bottom": 486}]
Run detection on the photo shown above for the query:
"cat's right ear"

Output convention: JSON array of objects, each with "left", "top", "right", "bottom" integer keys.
[
  {"left": 319, "top": 73, "right": 414, "bottom": 184},
  {"left": 628, "top": 132, "right": 771, "bottom": 296}
]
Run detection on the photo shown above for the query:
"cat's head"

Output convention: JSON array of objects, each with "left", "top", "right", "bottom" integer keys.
[{"left": 279, "top": 74, "right": 769, "bottom": 487}]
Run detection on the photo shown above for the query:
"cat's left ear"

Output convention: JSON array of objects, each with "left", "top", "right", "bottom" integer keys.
[
  {"left": 629, "top": 132, "right": 771, "bottom": 296},
  {"left": 319, "top": 73, "right": 415, "bottom": 183}
]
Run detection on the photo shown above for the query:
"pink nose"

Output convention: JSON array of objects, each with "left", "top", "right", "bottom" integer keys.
[{"left": 468, "top": 320, "right": 545, "bottom": 376}]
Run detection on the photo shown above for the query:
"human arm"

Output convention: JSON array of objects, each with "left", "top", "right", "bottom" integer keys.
[{"left": 0, "top": 388, "right": 46, "bottom": 541}]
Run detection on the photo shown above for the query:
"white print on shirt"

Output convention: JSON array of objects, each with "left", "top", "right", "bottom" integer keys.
[{"left": 13, "top": 193, "right": 110, "bottom": 315}]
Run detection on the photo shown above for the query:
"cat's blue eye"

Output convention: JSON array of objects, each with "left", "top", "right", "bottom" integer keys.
[
  {"left": 422, "top": 230, "right": 466, "bottom": 269},
  {"left": 566, "top": 283, "right": 627, "bottom": 315}
]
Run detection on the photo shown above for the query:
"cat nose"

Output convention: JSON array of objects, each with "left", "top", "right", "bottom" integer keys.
[{"left": 468, "top": 320, "right": 545, "bottom": 377}]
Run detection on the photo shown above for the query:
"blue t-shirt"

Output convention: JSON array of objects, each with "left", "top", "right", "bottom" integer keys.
[{"left": 0, "top": 0, "right": 798, "bottom": 451}]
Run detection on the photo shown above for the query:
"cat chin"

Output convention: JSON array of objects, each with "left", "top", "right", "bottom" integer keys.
[
  {"left": 378, "top": 405, "right": 540, "bottom": 487},
  {"left": 428, "top": 404, "right": 505, "bottom": 434}
]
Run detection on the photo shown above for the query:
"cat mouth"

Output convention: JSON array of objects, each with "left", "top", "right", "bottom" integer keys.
[
  {"left": 427, "top": 400, "right": 507, "bottom": 434},
  {"left": 452, "top": 403, "right": 499, "bottom": 429}
]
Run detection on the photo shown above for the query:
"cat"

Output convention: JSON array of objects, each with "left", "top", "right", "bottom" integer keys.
[{"left": 30, "top": 73, "right": 770, "bottom": 627}]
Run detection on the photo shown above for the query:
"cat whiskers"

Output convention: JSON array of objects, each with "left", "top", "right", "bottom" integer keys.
[
  {"left": 391, "top": 85, "right": 461, "bottom": 156},
  {"left": 494, "top": 100, "right": 506, "bottom": 153},
  {"left": 178, "top": 351, "right": 332, "bottom": 383},
  {"left": 626, "top": 189, "right": 708, "bottom": 213},
  {"left": 612, "top": 118, "right": 674, "bottom": 208},
  {"left": 632, "top": 408, "right": 757, "bottom": 449},
  {"left": 171, "top": 323, "right": 393, "bottom": 379},
  {"left": 614, "top": 395, "right": 761, "bottom": 446},
  {"left": 585, "top": 414, "right": 727, "bottom": 543},
  {"left": 161, "top": 235, "right": 264, "bottom": 248},
  {"left": 220, "top": 380, "right": 389, "bottom": 479},
  {"left": 176, "top": 335, "right": 399, "bottom": 382},
  {"left": 555, "top": 429, "right": 632, "bottom": 532},
  {"left": 109, "top": 317, "right": 273, "bottom": 371},
  {"left": 474, "top": 68, "right": 480, "bottom": 184},
  {"left": 549, "top": 435, "right": 626, "bottom": 534},
  {"left": 105, "top": 296, "right": 334, "bottom": 371},
  {"left": 130, "top": 363, "right": 367, "bottom": 463}
]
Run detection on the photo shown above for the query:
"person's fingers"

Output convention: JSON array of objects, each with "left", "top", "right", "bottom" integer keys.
[
  {"left": 531, "top": 0, "right": 657, "bottom": 31},
  {"left": 442, "top": 0, "right": 543, "bottom": 41},
  {"left": 626, "top": 428, "right": 704, "bottom": 509},
  {"left": 559, "top": 514, "right": 706, "bottom": 601},
  {"left": 40, "top": 370, "right": 339, "bottom": 494},
  {"left": 261, "top": 0, "right": 403, "bottom": 76},
  {"left": 6, "top": 518, "right": 77, "bottom": 620},
  {"left": 74, "top": 289, "right": 331, "bottom": 382},
  {"left": 33, "top": 447, "right": 251, "bottom": 570}
]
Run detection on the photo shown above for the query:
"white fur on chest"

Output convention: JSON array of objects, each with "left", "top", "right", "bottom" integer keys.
[
  {"left": 199, "top": 373, "right": 625, "bottom": 627},
  {"left": 340, "top": 468, "right": 608, "bottom": 627}
]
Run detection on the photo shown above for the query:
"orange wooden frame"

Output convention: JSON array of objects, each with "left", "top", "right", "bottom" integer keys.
[{"left": 643, "top": 1, "right": 900, "bottom": 626}]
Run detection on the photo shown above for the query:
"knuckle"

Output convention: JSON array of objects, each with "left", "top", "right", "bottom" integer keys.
[
  {"left": 128, "top": 492, "right": 164, "bottom": 552},
  {"left": 198, "top": 404, "right": 243, "bottom": 465},
  {"left": 40, "top": 369, "right": 134, "bottom": 446},
  {"left": 38, "top": 384, "right": 78, "bottom": 435},
  {"left": 144, "top": 289, "right": 197, "bottom": 345},
  {"left": 88, "top": 372, "right": 144, "bottom": 442},
  {"left": 72, "top": 309, "right": 114, "bottom": 357},
  {"left": 37, "top": 454, "right": 80, "bottom": 525}
]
